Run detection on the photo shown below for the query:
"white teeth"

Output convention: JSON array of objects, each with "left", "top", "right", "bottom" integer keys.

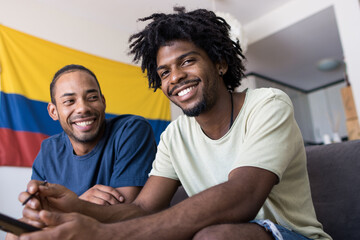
[
  {"left": 75, "top": 120, "right": 94, "bottom": 127},
  {"left": 178, "top": 86, "right": 194, "bottom": 97}
]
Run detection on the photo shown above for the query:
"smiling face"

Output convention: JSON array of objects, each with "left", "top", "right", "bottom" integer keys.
[
  {"left": 48, "top": 70, "right": 106, "bottom": 153},
  {"left": 156, "top": 40, "right": 227, "bottom": 117}
]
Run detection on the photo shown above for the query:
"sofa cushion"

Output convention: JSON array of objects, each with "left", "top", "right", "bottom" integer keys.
[
  {"left": 170, "top": 140, "right": 360, "bottom": 240},
  {"left": 306, "top": 140, "right": 360, "bottom": 240}
]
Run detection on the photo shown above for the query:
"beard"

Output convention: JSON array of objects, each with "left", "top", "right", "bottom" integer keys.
[
  {"left": 65, "top": 127, "right": 102, "bottom": 143},
  {"left": 181, "top": 100, "right": 206, "bottom": 117},
  {"left": 178, "top": 91, "right": 216, "bottom": 117},
  {"left": 58, "top": 112, "right": 105, "bottom": 144}
]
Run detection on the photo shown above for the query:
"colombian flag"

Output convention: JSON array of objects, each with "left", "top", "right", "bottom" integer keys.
[{"left": 0, "top": 24, "right": 171, "bottom": 167}]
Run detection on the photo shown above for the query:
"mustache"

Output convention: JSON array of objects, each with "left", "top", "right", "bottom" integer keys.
[
  {"left": 70, "top": 113, "right": 97, "bottom": 122},
  {"left": 168, "top": 79, "right": 200, "bottom": 96}
]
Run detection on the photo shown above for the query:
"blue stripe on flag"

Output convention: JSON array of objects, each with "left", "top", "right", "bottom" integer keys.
[
  {"left": 0, "top": 91, "right": 62, "bottom": 135},
  {"left": 0, "top": 92, "right": 168, "bottom": 143}
]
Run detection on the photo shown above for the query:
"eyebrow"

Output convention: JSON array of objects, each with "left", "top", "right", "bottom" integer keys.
[
  {"left": 156, "top": 51, "right": 201, "bottom": 71},
  {"left": 59, "top": 89, "right": 98, "bottom": 98}
]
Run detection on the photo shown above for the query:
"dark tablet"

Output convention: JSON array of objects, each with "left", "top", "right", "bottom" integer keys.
[{"left": 0, "top": 212, "right": 40, "bottom": 236}]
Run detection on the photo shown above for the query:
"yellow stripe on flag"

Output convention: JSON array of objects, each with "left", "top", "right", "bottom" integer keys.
[{"left": 0, "top": 24, "right": 170, "bottom": 120}]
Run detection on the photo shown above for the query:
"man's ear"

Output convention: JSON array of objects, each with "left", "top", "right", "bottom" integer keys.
[
  {"left": 101, "top": 94, "right": 106, "bottom": 110},
  {"left": 47, "top": 102, "right": 59, "bottom": 121},
  {"left": 216, "top": 59, "right": 228, "bottom": 76}
]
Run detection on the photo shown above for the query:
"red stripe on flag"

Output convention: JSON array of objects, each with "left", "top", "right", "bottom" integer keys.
[{"left": 0, "top": 128, "right": 49, "bottom": 167}]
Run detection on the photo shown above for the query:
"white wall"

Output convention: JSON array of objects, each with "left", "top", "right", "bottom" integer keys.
[
  {"left": 307, "top": 82, "right": 347, "bottom": 143},
  {"left": 333, "top": 0, "right": 360, "bottom": 123},
  {"left": 246, "top": 75, "right": 347, "bottom": 144},
  {"left": 0, "top": 0, "right": 133, "bottom": 64},
  {"left": 236, "top": 75, "right": 258, "bottom": 92},
  {"left": 0, "top": 167, "right": 32, "bottom": 239}
]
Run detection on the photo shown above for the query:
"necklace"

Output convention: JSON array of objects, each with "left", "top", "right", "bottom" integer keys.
[{"left": 229, "top": 91, "right": 234, "bottom": 129}]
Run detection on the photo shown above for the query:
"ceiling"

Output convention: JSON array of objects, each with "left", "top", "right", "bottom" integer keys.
[
  {"left": 36, "top": 0, "right": 344, "bottom": 92},
  {"left": 245, "top": 6, "right": 344, "bottom": 92}
]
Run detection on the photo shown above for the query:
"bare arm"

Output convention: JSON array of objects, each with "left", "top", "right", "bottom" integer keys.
[
  {"left": 79, "top": 185, "right": 142, "bottom": 205},
  {"left": 100, "top": 166, "right": 278, "bottom": 239},
  {"left": 79, "top": 176, "right": 181, "bottom": 221},
  {"left": 19, "top": 177, "right": 180, "bottom": 224},
  {"left": 19, "top": 167, "right": 277, "bottom": 240}
]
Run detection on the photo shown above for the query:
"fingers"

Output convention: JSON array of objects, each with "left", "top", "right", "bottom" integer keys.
[
  {"left": 5, "top": 232, "right": 19, "bottom": 240},
  {"left": 19, "top": 211, "right": 104, "bottom": 240},
  {"left": 38, "top": 210, "right": 69, "bottom": 227},
  {"left": 21, "top": 208, "right": 46, "bottom": 228},
  {"left": 18, "top": 180, "right": 47, "bottom": 209},
  {"left": 19, "top": 192, "right": 41, "bottom": 210},
  {"left": 94, "top": 185, "right": 124, "bottom": 202},
  {"left": 20, "top": 180, "right": 80, "bottom": 214},
  {"left": 26, "top": 180, "right": 44, "bottom": 195},
  {"left": 18, "top": 211, "right": 77, "bottom": 240},
  {"left": 25, "top": 181, "right": 67, "bottom": 199},
  {"left": 79, "top": 185, "right": 124, "bottom": 205}
]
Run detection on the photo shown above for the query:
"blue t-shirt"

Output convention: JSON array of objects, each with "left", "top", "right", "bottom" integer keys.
[{"left": 32, "top": 115, "right": 157, "bottom": 196}]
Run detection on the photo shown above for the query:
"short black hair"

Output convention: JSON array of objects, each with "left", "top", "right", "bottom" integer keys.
[
  {"left": 129, "top": 7, "right": 246, "bottom": 91},
  {"left": 50, "top": 64, "right": 102, "bottom": 104}
]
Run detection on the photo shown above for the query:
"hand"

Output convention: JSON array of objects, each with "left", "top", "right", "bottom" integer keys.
[
  {"left": 4, "top": 217, "right": 43, "bottom": 240},
  {"left": 19, "top": 211, "right": 110, "bottom": 240},
  {"left": 5, "top": 232, "right": 19, "bottom": 240},
  {"left": 79, "top": 184, "right": 124, "bottom": 205},
  {"left": 19, "top": 180, "right": 80, "bottom": 216},
  {"left": 18, "top": 180, "right": 49, "bottom": 228}
]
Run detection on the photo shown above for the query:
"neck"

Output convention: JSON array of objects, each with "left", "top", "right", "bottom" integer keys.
[
  {"left": 195, "top": 90, "right": 232, "bottom": 140},
  {"left": 195, "top": 90, "right": 246, "bottom": 140},
  {"left": 72, "top": 141, "right": 98, "bottom": 156}
]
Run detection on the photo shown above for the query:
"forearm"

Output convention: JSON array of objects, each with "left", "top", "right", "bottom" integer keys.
[
  {"left": 101, "top": 168, "right": 276, "bottom": 239},
  {"left": 78, "top": 199, "right": 150, "bottom": 223},
  {"left": 103, "top": 180, "right": 262, "bottom": 239}
]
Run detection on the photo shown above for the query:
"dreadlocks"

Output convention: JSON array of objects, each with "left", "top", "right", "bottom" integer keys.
[{"left": 129, "top": 7, "right": 246, "bottom": 92}]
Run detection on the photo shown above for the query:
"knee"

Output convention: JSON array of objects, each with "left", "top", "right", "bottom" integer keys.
[{"left": 193, "top": 225, "right": 229, "bottom": 240}]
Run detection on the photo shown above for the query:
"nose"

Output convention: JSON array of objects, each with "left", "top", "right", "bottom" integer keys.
[
  {"left": 169, "top": 67, "right": 187, "bottom": 85},
  {"left": 75, "top": 98, "right": 91, "bottom": 114}
]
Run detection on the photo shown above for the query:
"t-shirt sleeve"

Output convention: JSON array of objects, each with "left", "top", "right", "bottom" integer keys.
[
  {"left": 110, "top": 117, "right": 157, "bottom": 187},
  {"left": 231, "top": 94, "right": 303, "bottom": 181},
  {"left": 149, "top": 125, "right": 179, "bottom": 180},
  {"left": 31, "top": 144, "right": 46, "bottom": 181}
]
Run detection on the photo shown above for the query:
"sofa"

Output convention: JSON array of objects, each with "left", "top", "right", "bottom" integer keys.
[
  {"left": 306, "top": 139, "right": 360, "bottom": 240},
  {"left": 170, "top": 140, "right": 360, "bottom": 240}
]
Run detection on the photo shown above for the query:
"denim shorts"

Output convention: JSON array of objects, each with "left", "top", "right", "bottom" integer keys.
[{"left": 251, "top": 219, "right": 312, "bottom": 240}]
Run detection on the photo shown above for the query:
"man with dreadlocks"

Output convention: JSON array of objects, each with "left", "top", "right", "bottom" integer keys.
[{"left": 18, "top": 7, "right": 331, "bottom": 240}]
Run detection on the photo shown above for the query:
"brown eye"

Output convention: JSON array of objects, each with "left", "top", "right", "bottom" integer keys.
[
  {"left": 160, "top": 70, "right": 169, "bottom": 79},
  {"left": 63, "top": 99, "right": 74, "bottom": 105},
  {"left": 88, "top": 95, "right": 98, "bottom": 101},
  {"left": 183, "top": 58, "right": 194, "bottom": 66}
]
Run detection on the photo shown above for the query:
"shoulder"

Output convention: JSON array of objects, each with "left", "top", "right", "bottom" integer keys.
[
  {"left": 107, "top": 115, "right": 152, "bottom": 129},
  {"left": 35, "top": 132, "right": 67, "bottom": 161},
  {"left": 246, "top": 88, "right": 292, "bottom": 106},
  {"left": 105, "top": 115, "right": 155, "bottom": 141},
  {"left": 242, "top": 88, "right": 293, "bottom": 115},
  {"left": 164, "top": 114, "right": 192, "bottom": 131},
  {"left": 39, "top": 131, "right": 66, "bottom": 148},
  {"left": 159, "top": 115, "right": 195, "bottom": 142},
  {"left": 107, "top": 114, "right": 150, "bottom": 124}
]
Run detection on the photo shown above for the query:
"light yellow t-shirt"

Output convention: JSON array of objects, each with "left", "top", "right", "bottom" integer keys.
[{"left": 150, "top": 88, "right": 331, "bottom": 240}]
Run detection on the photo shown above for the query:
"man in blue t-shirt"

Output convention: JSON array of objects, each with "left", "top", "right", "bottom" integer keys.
[{"left": 32, "top": 64, "right": 157, "bottom": 205}]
